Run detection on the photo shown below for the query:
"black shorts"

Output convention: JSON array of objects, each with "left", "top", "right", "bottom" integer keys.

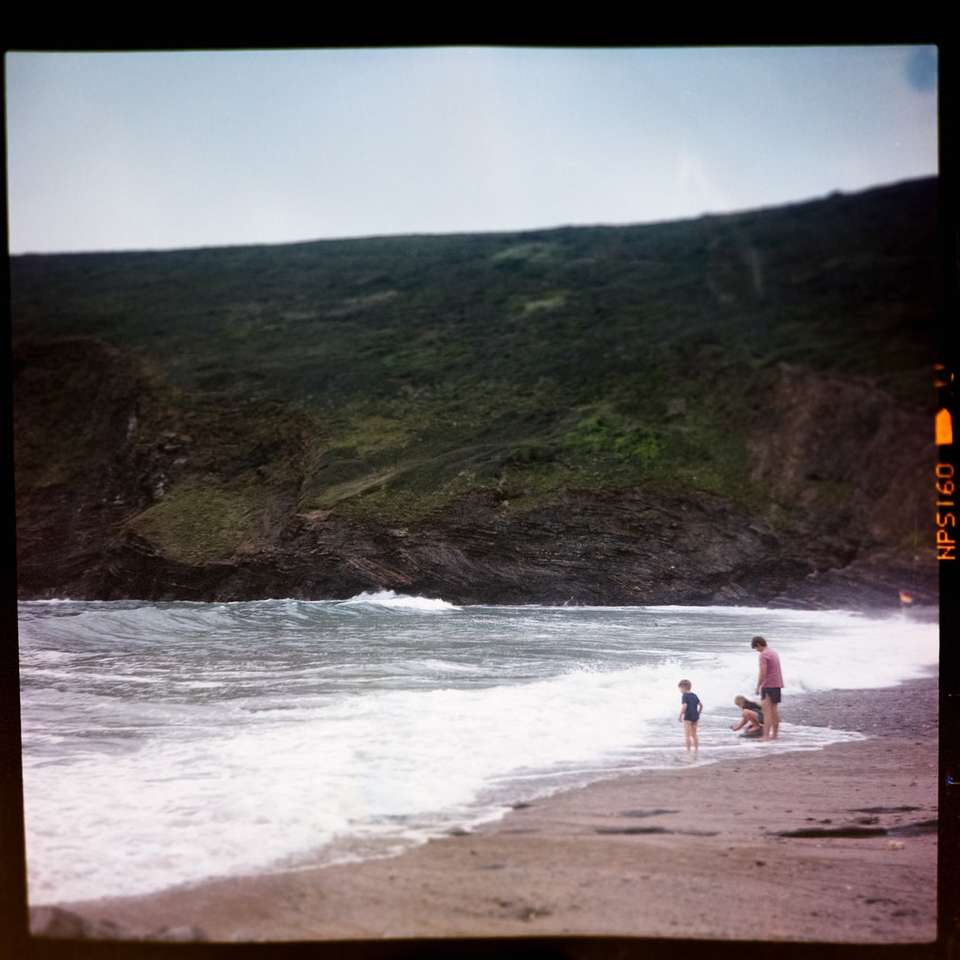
[
  {"left": 761, "top": 687, "right": 782, "bottom": 704},
  {"left": 684, "top": 716, "right": 699, "bottom": 724}
]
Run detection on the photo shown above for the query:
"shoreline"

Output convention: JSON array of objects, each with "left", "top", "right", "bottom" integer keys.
[{"left": 38, "top": 675, "right": 939, "bottom": 944}]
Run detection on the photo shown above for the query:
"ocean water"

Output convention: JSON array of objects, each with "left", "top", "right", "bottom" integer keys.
[{"left": 18, "top": 592, "right": 938, "bottom": 905}]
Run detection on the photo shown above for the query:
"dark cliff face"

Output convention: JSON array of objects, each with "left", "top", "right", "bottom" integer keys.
[
  {"left": 11, "top": 179, "right": 941, "bottom": 608},
  {"left": 13, "top": 340, "right": 936, "bottom": 609},
  {"left": 13, "top": 338, "right": 161, "bottom": 594}
]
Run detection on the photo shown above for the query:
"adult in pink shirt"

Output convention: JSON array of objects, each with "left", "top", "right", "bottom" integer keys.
[{"left": 751, "top": 636, "right": 783, "bottom": 739}]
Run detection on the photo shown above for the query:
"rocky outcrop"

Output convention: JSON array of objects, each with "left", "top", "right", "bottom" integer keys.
[
  {"left": 13, "top": 337, "right": 186, "bottom": 596},
  {"left": 13, "top": 340, "right": 937, "bottom": 609},
  {"left": 93, "top": 487, "right": 935, "bottom": 609},
  {"left": 745, "top": 362, "right": 936, "bottom": 606},
  {"left": 30, "top": 905, "right": 207, "bottom": 941},
  {"left": 749, "top": 363, "right": 932, "bottom": 547}
]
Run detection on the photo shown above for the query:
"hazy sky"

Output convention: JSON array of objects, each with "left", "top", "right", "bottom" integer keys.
[{"left": 5, "top": 45, "right": 939, "bottom": 254}]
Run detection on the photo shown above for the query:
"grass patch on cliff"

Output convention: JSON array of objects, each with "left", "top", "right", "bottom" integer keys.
[
  {"left": 561, "top": 406, "right": 662, "bottom": 465},
  {"left": 331, "top": 479, "right": 469, "bottom": 524},
  {"left": 337, "top": 412, "right": 415, "bottom": 456},
  {"left": 128, "top": 480, "right": 268, "bottom": 564}
]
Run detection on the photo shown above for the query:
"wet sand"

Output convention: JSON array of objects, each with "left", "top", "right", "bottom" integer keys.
[{"left": 47, "top": 676, "right": 938, "bottom": 945}]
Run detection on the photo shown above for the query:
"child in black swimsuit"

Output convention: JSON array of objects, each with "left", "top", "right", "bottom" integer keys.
[{"left": 677, "top": 679, "right": 702, "bottom": 752}]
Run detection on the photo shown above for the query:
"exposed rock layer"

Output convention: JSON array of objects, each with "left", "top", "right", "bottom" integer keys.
[{"left": 14, "top": 338, "right": 936, "bottom": 608}]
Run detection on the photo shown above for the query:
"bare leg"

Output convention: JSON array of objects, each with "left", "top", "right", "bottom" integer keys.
[
  {"left": 683, "top": 721, "right": 692, "bottom": 751},
  {"left": 761, "top": 695, "right": 772, "bottom": 739},
  {"left": 768, "top": 700, "right": 780, "bottom": 739},
  {"left": 691, "top": 722, "right": 699, "bottom": 752}
]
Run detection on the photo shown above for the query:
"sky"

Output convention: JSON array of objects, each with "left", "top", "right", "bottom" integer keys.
[{"left": 4, "top": 45, "right": 939, "bottom": 255}]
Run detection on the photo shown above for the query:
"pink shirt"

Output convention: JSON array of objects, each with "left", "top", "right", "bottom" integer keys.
[{"left": 759, "top": 648, "right": 784, "bottom": 688}]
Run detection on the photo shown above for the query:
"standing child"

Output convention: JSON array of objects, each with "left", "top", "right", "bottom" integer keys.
[{"left": 677, "top": 679, "right": 702, "bottom": 752}]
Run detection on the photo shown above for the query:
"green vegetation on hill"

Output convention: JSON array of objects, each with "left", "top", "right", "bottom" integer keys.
[{"left": 12, "top": 178, "right": 939, "bottom": 540}]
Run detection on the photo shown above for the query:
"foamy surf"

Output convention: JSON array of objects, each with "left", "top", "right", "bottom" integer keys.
[
  {"left": 338, "top": 590, "right": 461, "bottom": 611},
  {"left": 17, "top": 599, "right": 937, "bottom": 904}
]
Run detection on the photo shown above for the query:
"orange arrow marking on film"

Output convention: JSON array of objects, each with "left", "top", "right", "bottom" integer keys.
[{"left": 937, "top": 409, "right": 954, "bottom": 446}]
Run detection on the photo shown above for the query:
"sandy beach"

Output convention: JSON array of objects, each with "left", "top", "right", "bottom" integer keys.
[{"left": 37, "top": 675, "right": 938, "bottom": 946}]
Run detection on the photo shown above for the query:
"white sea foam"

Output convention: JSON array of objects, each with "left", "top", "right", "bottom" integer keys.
[
  {"left": 339, "top": 590, "right": 461, "bottom": 611},
  {"left": 20, "top": 659, "right": 861, "bottom": 903},
  {"left": 17, "top": 600, "right": 938, "bottom": 904},
  {"left": 22, "top": 598, "right": 79, "bottom": 604}
]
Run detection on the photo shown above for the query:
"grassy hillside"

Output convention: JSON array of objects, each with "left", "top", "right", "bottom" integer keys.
[{"left": 11, "top": 178, "right": 940, "bottom": 544}]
